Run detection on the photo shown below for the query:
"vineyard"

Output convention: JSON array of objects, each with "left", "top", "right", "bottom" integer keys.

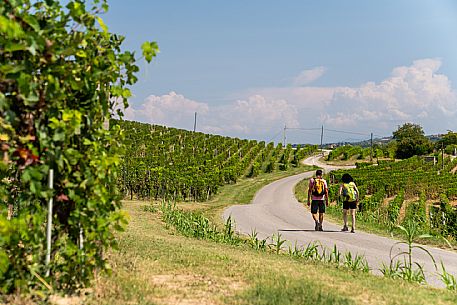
[
  {"left": 326, "top": 144, "right": 391, "bottom": 161},
  {"left": 326, "top": 155, "right": 457, "bottom": 238},
  {"left": 116, "top": 120, "right": 318, "bottom": 202}
]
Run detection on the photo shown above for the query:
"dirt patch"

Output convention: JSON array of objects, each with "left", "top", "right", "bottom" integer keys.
[
  {"left": 381, "top": 197, "right": 392, "bottom": 208},
  {"left": 149, "top": 274, "right": 245, "bottom": 305},
  {"left": 397, "top": 198, "right": 418, "bottom": 223},
  {"left": 449, "top": 200, "right": 457, "bottom": 207},
  {"left": 48, "top": 295, "right": 83, "bottom": 305},
  {"left": 451, "top": 164, "right": 457, "bottom": 174}
]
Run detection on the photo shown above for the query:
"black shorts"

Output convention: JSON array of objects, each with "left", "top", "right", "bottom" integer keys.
[
  {"left": 343, "top": 201, "right": 357, "bottom": 210},
  {"left": 311, "top": 200, "right": 325, "bottom": 214}
]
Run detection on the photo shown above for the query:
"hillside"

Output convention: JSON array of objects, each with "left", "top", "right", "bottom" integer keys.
[{"left": 115, "top": 120, "right": 317, "bottom": 202}]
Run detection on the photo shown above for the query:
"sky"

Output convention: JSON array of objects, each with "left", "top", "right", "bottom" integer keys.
[{"left": 103, "top": 0, "right": 457, "bottom": 144}]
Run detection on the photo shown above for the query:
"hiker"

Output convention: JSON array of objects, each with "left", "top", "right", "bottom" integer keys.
[
  {"left": 339, "top": 173, "right": 359, "bottom": 233},
  {"left": 307, "top": 169, "right": 329, "bottom": 231}
]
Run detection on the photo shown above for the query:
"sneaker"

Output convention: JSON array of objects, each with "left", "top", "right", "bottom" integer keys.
[
  {"left": 351, "top": 228, "right": 355, "bottom": 233},
  {"left": 318, "top": 223, "right": 323, "bottom": 231},
  {"left": 315, "top": 222, "right": 319, "bottom": 231},
  {"left": 341, "top": 226, "right": 348, "bottom": 232}
]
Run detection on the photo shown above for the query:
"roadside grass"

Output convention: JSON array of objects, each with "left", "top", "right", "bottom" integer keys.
[{"left": 88, "top": 200, "right": 457, "bottom": 305}]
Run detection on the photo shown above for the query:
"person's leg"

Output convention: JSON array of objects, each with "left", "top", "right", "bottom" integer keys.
[
  {"left": 311, "top": 201, "right": 319, "bottom": 230},
  {"left": 350, "top": 208, "right": 356, "bottom": 232},
  {"left": 342, "top": 209, "right": 348, "bottom": 229},
  {"left": 318, "top": 201, "right": 325, "bottom": 231},
  {"left": 312, "top": 213, "right": 319, "bottom": 230}
]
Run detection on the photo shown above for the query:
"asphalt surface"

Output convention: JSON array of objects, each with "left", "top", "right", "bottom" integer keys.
[{"left": 223, "top": 154, "right": 457, "bottom": 288}]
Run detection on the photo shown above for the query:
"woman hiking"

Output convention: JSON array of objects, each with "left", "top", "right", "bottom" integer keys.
[{"left": 339, "top": 173, "right": 359, "bottom": 233}]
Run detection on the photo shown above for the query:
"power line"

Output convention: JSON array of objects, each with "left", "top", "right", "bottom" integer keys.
[
  {"left": 324, "top": 128, "right": 372, "bottom": 137},
  {"left": 285, "top": 127, "right": 322, "bottom": 131}
]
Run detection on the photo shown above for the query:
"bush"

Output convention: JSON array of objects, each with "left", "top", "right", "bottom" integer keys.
[{"left": 0, "top": 0, "right": 157, "bottom": 293}]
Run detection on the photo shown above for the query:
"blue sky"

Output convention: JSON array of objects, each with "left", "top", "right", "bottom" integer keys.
[{"left": 104, "top": 0, "right": 457, "bottom": 144}]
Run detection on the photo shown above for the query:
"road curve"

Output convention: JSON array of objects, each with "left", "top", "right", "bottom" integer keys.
[{"left": 223, "top": 155, "right": 457, "bottom": 288}]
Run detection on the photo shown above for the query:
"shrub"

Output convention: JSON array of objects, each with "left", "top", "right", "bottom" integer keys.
[{"left": 0, "top": 0, "right": 157, "bottom": 293}]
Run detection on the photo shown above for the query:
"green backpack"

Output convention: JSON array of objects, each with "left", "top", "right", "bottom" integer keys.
[{"left": 342, "top": 182, "right": 357, "bottom": 202}]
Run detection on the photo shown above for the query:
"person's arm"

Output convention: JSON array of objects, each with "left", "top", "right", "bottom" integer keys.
[
  {"left": 325, "top": 184, "right": 329, "bottom": 206},
  {"left": 354, "top": 184, "right": 360, "bottom": 202},
  {"left": 307, "top": 179, "right": 312, "bottom": 206},
  {"left": 338, "top": 184, "right": 343, "bottom": 204}
]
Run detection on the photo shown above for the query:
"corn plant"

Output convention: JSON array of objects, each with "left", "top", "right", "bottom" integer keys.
[
  {"left": 301, "top": 241, "right": 320, "bottom": 260},
  {"left": 288, "top": 242, "right": 303, "bottom": 259},
  {"left": 270, "top": 233, "right": 287, "bottom": 255},
  {"left": 224, "top": 216, "right": 235, "bottom": 241},
  {"left": 380, "top": 261, "right": 402, "bottom": 279},
  {"left": 248, "top": 229, "right": 267, "bottom": 251},
  {"left": 388, "top": 220, "right": 437, "bottom": 283},
  {"left": 327, "top": 244, "right": 342, "bottom": 264},
  {"left": 159, "top": 202, "right": 244, "bottom": 245},
  {"left": 439, "top": 261, "right": 457, "bottom": 291},
  {"left": 343, "top": 252, "right": 370, "bottom": 272}
]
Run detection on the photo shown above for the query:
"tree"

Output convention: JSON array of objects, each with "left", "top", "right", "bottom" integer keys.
[
  {"left": 436, "top": 130, "right": 457, "bottom": 149},
  {"left": 0, "top": 0, "right": 158, "bottom": 293},
  {"left": 392, "top": 123, "right": 432, "bottom": 159}
]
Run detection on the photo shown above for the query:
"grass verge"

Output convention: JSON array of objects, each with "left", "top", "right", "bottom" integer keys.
[{"left": 87, "top": 200, "right": 457, "bottom": 305}]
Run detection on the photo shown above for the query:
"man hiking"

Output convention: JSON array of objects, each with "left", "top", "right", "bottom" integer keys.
[
  {"left": 307, "top": 169, "right": 329, "bottom": 231},
  {"left": 339, "top": 173, "right": 359, "bottom": 233}
]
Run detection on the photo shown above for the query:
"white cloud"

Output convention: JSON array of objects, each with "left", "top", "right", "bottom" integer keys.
[
  {"left": 323, "top": 58, "right": 457, "bottom": 131},
  {"left": 134, "top": 91, "right": 209, "bottom": 129},
  {"left": 202, "top": 95, "right": 299, "bottom": 136},
  {"left": 293, "top": 66, "right": 327, "bottom": 86},
  {"left": 127, "top": 92, "right": 298, "bottom": 139},
  {"left": 125, "top": 58, "right": 457, "bottom": 142}
]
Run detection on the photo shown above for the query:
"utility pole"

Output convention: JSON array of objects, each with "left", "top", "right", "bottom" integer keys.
[
  {"left": 283, "top": 124, "right": 286, "bottom": 147},
  {"left": 193, "top": 112, "right": 197, "bottom": 132},
  {"left": 45, "top": 169, "right": 54, "bottom": 276},
  {"left": 320, "top": 125, "right": 324, "bottom": 156},
  {"left": 442, "top": 143, "right": 445, "bottom": 171},
  {"left": 370, "top": 132, "right": 373, "bottom": 161}
]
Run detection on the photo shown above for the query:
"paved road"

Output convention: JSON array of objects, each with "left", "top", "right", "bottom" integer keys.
[{"left": 223, "top": 154, "right": 457, "bottom": 288}]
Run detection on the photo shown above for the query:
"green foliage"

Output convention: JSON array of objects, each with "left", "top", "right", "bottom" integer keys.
[
  {"left": 385, "top": 221, "right": 437, "bottom": 284},
  {"left": 0, "top": 208, "right": 46, "bottom": 293},
  {"left": 247, "top": 162, "right": 261, "bottom": 178},
  {"left": 328, "top": 155, "right": 457, "bottom": 239},
  {"left": 439, "top": 262, "right": 457, "bottom": 291},
  {"left": 343, "top": 252, "right": 370, "bottom": 273},
  {"left": 387, "top": 189, "right": 404, "bottom": 225},
  {"left": 437, "top": 131, "right": 457, "bottom": 149},
  {"left": 393, "top": 123, "right": 433, "bottom": 159},
  {"left": 270, "top": 233, "right": 287, "bottom": 255},
  {"left": 160, "top": 202, "right": 243, "bottom": 244},
  {"left": 0, "top": 0, "right": 157, "bottom": 293},
  {"left": 403, "top": 191, "right": 427, "bottom": 229},
  {"left": 445, "top": 144, "right": 457, "bottom": 155},
  {"left": 248, "top": 229, "right": 267, "bottom": 251}
]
